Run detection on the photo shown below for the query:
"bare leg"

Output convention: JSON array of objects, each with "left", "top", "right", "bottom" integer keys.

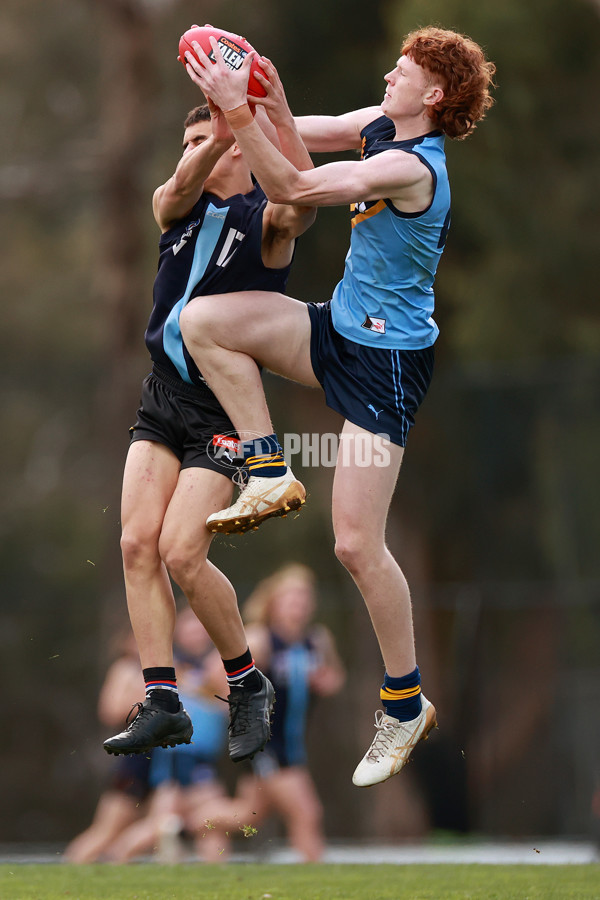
[
  {"left": 179, "top": 782, "right": 229, "bottom": 863},
  {"left": 122, "top": 442, "right": 248, "bottom": 661},
  {"left": 332, "top": 421, "right": 416, "bottom": 676},
  {"left": 190, "top": 774, "right": 268, "bottom": 856},
  {"left": 120, "top": 441, "right": 181, "bottom": 668},
  {"left": 159, "top": 467, "right": 247, "bottom": 659},
  {"left": 260, "top": 768, "right": 325, "bottom": 862},
  {"left": 110, "top": 783, "right": 182, "bottom": 862},
  {"left": 180, "top": 291, "right": 317, "bottom": 441},
  {"left": 63, "top": 792, "right": 142, "bottom": 863}
]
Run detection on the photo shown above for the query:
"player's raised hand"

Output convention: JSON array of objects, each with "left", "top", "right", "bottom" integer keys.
[
  {"left": 186, "top": 37, "right": 253, "bottom": 112},
  {"left": 251, "top": 57, "right": 293, "bottom": 128}
]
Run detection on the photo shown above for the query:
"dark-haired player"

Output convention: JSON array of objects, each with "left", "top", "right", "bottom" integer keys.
[
  {"left": 179, "top": 27, "right": 496, "bottom": 786},
  {"left": 103, "top": 94, "right": 315, "bottom": 760}
]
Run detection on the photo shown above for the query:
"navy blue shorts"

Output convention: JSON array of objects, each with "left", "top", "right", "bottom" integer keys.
[
  {"left": 109, "top": 752, "right": 152, "bottom": 801},
  {"left": 308, "top": 301, "right": 434, "bottom": 447},
  {"left": 149, "top": 751, "right": 218, "bottom": 789},
  {"left": 129, "top": 366, "right": 242, "bottom": 477}
]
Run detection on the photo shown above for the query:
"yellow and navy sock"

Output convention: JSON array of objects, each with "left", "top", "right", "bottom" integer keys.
[
  {"left": 242, "top": 433, "right": 287, "bottom": 478},
  {"left": 143, "top": 666, "right": 180, "bottom": 712},
  {"left": 223, "top": 648, "right": 261, "bottom": 692},
  {"left": 380, "top": 666, "right": 422, "bottom": 722}
]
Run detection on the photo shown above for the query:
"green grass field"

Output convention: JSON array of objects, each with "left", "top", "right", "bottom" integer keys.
[{"left": 1, "top": 864, "right": 599, "bottom": 900}]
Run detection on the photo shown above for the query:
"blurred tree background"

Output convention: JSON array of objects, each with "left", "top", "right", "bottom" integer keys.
[{"left": 1, "top": 0, "right": 599, "bottom": 846}]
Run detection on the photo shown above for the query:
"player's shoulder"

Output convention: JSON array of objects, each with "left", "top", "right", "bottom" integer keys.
[
  {"left": 360, "top": 113, "right": 397, "bottom": 146},
  {"left": 154, "top": 187, "right": 209, "bottom": 235},
  {"left": 334, "top": 106, "right": 386, "bottom": 144},
  {"left": 352, "top": 106, "right": 388, "bottom": 132}
]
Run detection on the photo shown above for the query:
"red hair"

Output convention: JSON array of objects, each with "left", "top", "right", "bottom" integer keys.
[{"left": 402, "top": 27, "right": 496, "bottom": 140}]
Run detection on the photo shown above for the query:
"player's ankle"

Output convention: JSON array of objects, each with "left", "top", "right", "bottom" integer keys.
[
  {"left": 143, "top": 667, "right": 180, "bottom": 712},
  {"left": 380, "top": 666, "right": 422, "bottom": 722},
  {"left": 242, "top": 433, "right": 287, "bottom": 478},
  {"left": 223, "top": 649, "right": 262, "bottom": 692}
]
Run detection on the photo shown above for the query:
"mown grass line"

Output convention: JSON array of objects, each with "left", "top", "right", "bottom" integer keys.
[{"left": 0, "top": 863, "right": 599, "bottom": 900}]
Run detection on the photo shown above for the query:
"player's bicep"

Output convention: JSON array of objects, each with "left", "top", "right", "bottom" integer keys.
[
  {"left": 287, "top": 155, "right": 412, "bottom": 206},
  {"left": 153, "top": 180, "right": 198, "bottom": 232},
  {"left": 353, "top": 151, "right": 427, "bottom": 200}
]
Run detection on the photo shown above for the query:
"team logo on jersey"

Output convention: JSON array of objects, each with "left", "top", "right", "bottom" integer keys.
[
  {"left": 172, "top": 218, "right": 202, "bottom": 255},
  {"left": 216, "top": 227, "right": 244, "bottom": 267},
  {"left": 361, "top": 314, "right": 386, "bottom": 334}
]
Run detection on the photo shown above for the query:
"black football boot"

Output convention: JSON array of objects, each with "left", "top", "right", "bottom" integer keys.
[
  {"left": 223, "top": 670, "right": 275, "bottom": 762},
  {"left": 103, "top": 699, "right": 193, "bottom": 756}
]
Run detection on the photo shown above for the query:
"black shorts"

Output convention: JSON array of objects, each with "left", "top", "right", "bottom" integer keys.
[
  {"left": 129, "top": 366, "right": 242, "bottom": 477},
  {"left": 308, "top": 301, "right": 434, "bottom": 447}
]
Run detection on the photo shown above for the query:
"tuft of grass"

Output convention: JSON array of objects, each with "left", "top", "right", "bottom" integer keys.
[{"left": 0, "top": 862, "right": 599, "bottom": 900}]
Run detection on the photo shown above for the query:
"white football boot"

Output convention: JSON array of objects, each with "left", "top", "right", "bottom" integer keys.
[
  {"left": 352, "top": 695, "right": 437, "bottom": 787},
  {"left": 206, "top": 468, "right": 306, "bottom": 534}
]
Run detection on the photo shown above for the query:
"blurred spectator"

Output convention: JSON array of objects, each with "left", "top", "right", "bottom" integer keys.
[
  {"left": 64, "top": 631, "right": 151, "bottom": 863},
  {"left": 108, "top": 609, "right": 229, "bottom": 862},
  {"left": 195, "top": 563, "right": 345, "bottom": 861}
]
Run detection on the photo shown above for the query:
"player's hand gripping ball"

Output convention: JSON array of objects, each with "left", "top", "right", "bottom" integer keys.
[{"left": 178, "top": 24, "right": 267, "bottom": 98}]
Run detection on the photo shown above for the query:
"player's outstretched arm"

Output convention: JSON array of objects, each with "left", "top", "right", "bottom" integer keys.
[
  {"left": 252, "top": 58, "right": 314, "bottom": 173},
  {"left": 252, "top": 58, "right": 316, "bottom": 239},
  {"left": 252, "top": 53, "right": 381, "bottom": 154},
  {"left": 250, "top": 52, "right": 381, "bottom": 154},
  {"left": 183, "top": 40, "right": 425, "bottom": 210}
]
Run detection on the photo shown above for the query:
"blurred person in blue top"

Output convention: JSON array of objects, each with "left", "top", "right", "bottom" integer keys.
[
  {"left": 109, "top": 608, "right": 229, "bottom": 863},
  {"left": 195, "top": 564, "right": 345, "bottom": 861},
  {"left": 179, "top": 26, "right": 496, "bottom": 788},
  {"left": 64, "top": 630, "right": 152, "bottom": 863}
]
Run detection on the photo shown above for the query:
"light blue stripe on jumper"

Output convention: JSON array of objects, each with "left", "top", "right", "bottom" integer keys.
[
  {"left": 283, "top": 644, "right": 312, "bottom": 766},
  {"left": 162, "top": 203, "right": 229, "bottom": 383}
]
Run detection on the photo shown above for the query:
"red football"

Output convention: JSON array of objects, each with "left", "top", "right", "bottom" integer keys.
[{"left": 178, "top": 24, "right": 267, "bottom": 98}]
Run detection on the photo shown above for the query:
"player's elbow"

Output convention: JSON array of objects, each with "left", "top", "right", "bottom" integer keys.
[
  {"left": 267, "top": 186, "right": 293, "bottom": 205},
  {"left": 268, "top": 172, "right": 308, "bottom": 206}
]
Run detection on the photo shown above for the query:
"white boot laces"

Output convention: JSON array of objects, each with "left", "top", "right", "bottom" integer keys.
[{"left": 366, "top": 710, "right": 398, "bottom": 762}]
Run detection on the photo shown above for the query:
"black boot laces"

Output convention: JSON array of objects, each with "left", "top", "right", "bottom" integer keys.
[
  {"left": 216, "top": 690, "right": 251, "bottom": 736},
  {"left": 124, "top": 701, "right": 153, "bottom": 729}
]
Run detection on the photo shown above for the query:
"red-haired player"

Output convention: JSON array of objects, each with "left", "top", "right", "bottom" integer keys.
[{"left": 180, "top": 28, "right": 495, "bottom": 786}]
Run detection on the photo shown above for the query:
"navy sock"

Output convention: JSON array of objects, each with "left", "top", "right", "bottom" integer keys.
[
  {"left": 380, "top": 666, "right": 422, "bottom": 722},
  {"left": 143, "top": 666, "right": 180, "bottom": 712},
  {"left": 223, "top": 648, "right": 262, "bottom": 692},
  {"left": 242, "top": 433, "right": 287, "bottom": 478}
]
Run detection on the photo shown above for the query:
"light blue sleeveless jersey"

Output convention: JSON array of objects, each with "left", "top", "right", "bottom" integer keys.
[{"left": 330, "top": 116, "right": 450, "bottom": 349}]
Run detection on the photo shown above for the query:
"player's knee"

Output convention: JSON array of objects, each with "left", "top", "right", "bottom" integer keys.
[
  {"left": 179, "top": 301, "right": 212, "bottom": 348},
  {"left": 160, "top": 538, "right": 202, "bottom": 589},
  {"left": 120, "top": 525, "right": 160, "bottom": 571},
  {"left": 334, "top": 530, "right": 369, "bottom": 576}
]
